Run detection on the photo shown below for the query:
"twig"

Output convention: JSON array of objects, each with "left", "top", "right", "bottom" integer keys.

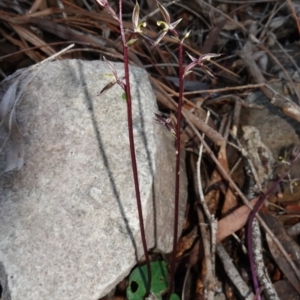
[
  {"left": 183, "top": 83, "right": 265, "bottom": 96},
  {"left": 196, "top": 110, "right": 216, "bottom": 300},
  {"left": 197, "top": 111, "right": 213, "bottom": 219},
  {"left": 196, "top": 207, "right": 215, "bottom": 300},
  {"left": 232, "top": 96, "right": 242, "bottom": 136},
  {"left": 229, "top": 135, "right": 263, "bottom": 193},
  {"left": 1, "top": 44, "right": 75, "bottom": 84},
  {"left": 216, "top": 244, "right": 254, "bottom": 300},
  {"left": 251, "top": 219, "right": 279, "bottom": 300},
  {"left": 257, "top": 1, "right": 285, "bottom": 42},
  {"left": 210, "top": 216, "right": 217, "bottom": 279},
  {"left": 204, "top": 94, "right": 264, "bottom": 109}
]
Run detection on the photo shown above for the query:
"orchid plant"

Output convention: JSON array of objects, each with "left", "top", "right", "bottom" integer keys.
[{"left": 95, "top": 0, "right": 221, "bottom": 297}]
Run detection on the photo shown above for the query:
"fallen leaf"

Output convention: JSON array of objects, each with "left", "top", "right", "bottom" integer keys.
[{"left": 217, "top": 197, "right": 259, "bottom": 243}]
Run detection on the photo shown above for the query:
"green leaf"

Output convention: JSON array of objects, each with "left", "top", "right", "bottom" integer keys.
[
  {"left": 122, "top": 93, "right": 127, "bottom": 100},
  {"left": 127, "top": 261, "right": 178, "bottom": 300},
  {"left": 170, "top": 294, "right": 181, "bottom": 300}
]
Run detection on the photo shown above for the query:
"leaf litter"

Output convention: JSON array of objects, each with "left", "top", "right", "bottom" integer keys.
[{"left": 1, "top": 0, "right": 300, "bottom": 299}]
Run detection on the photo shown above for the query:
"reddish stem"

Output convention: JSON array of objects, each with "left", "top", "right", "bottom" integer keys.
[
  {"left": 169, "top": 41, "right": 184, "bottom": 296},
  {"left": 118, "top": 0, "right": 151, "bottom": 294}
]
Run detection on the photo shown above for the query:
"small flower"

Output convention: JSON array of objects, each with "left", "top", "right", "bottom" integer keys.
[
  {"left": 184, "top": 52, "right": 222, "bottom": 79},
  {"left": 156, "top": 1, "right": 181, "bottom": 33},
  {"left": 132, "top": 2, "right": 147, "bottom": 34},
  {"left": 152, "top": 1, "right": 182, "bottom": 47},
  {"left": 154, "top": 113, "right": 176, "bottom": 138},
  {"left": 98, "top": 57, "right": 125, "bottom": 96},
  {"left": 127, "top": 2, "right": 153, "bottom": 45}
]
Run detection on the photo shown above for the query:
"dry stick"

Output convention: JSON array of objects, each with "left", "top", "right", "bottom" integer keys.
[
  {"left": 196, "top": 208, "right": 215, "bottom": 300},
  {"left": 197, "top": 111, "right": 213, "bottom": 220},
  {"left": 183, "top": 83, "right": 265, "bottom": 96},
  {"left": 217, "top": 244, "right": 254, "bottom": 300},
  {"left": 204, "top": 94, "right": 265, "bottom": 110},
  {"left": 118, "top": 0, "right": 151, "bottom": 293},
  {"left": 251, "top": 219, "right": 280, "bottom": 300},
  {"left": 0, "top": 41, "right": 80, "bottom": 61},
  {"left": 210, "top": 216, "right": 217, "bottom": 280},
  {"left": 196, "top": 111, "right": 216, "bottom": 300},
  {"left": 258, "top": 0, "right": 285, "bottom": 42},
  {"left": 228, "top": 135, "right": 263, "bottom": 193},
  {"left": 232, "top": 96, "right": 242, "bottom": 136},
  {"left": 1, "top": 43, "right": 74, "bottom": 83},
  {"left": 181, "top": 264, "right": 192, "bottom": 300},
  {"left": 220, "top": 114, "right": 238, "bottom": 214}
]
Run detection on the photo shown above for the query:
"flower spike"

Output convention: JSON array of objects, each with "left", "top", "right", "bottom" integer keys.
[{"left": 98, "top": 57, "right": 126, "bottom": 96}]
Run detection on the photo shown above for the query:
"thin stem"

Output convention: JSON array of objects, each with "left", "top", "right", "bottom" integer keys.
[
  {"left": 247, "top": 154, "right": 299, "bottom": 299},
  {"left": 169, "top": 41, "right": 184, "bottom": 295},
  {"left": 118, "top": 0, "right": 151, "bottom": 295}
]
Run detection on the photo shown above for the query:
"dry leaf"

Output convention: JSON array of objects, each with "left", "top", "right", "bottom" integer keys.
[{"left": 217, "top": 197, "right": 259, "bottom": 242}]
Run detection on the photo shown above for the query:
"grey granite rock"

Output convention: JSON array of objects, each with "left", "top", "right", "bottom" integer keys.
[{"left": 0, "top": 60, "right": 187, "bottom": 300}]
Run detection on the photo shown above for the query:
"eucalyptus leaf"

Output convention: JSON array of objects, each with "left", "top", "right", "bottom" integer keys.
[{"left": 127, "top": 261, "right": 180, "bottom": 300}]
